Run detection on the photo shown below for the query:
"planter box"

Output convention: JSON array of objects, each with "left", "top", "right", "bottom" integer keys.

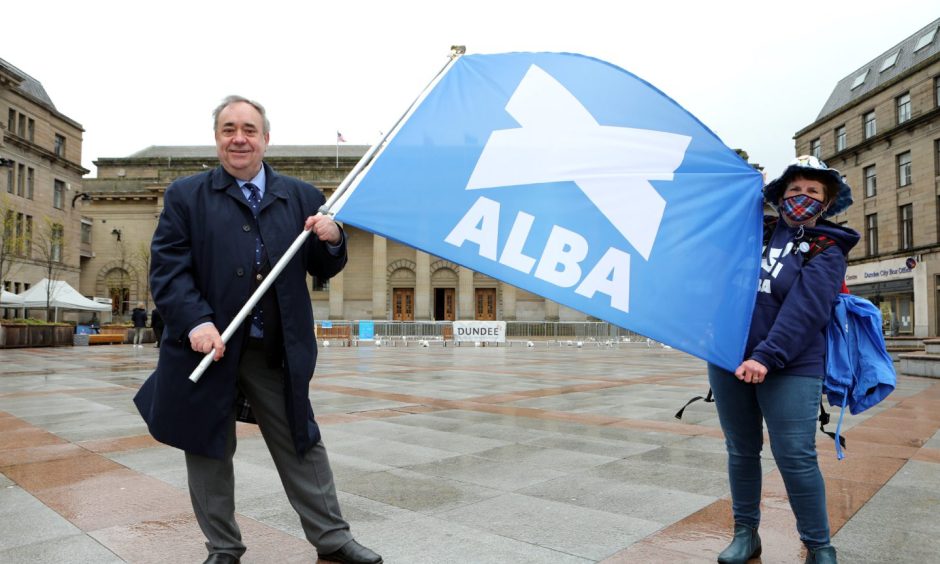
[
  {"left": 0, "top": 324, "right": 75, "bottom": 348},
  {"left": 0, "top": 324, "right": 28, "bottom": 347}
]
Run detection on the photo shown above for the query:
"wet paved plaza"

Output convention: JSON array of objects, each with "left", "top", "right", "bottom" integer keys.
[{"left": 1, "top": 342, "right": 939, "bottom": 563}]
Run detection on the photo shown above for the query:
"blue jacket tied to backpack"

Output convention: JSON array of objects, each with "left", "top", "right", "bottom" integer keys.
[
  {"left": 826, "top": 293, "right": 896, "bottom": 414},
  {"left": 825, "top": 293, "right": 896, "bottom": 458}
]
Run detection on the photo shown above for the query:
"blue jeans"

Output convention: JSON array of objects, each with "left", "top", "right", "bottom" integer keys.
[{"left": 708, "top": 364, "right": 830, "bottom": 549}]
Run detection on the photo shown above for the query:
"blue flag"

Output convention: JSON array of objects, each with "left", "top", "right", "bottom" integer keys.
[{"left": 333, "top": 52, "right": 763, "bottom": 370}]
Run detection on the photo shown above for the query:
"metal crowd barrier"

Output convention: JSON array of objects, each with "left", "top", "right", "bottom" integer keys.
[{"left": 314, "top": 321, "right": 657, "bottom": 348}]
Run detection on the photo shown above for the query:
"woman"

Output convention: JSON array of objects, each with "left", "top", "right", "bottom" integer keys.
[{"left": 712, "top": 156, "right": 858, "bottom": 564}]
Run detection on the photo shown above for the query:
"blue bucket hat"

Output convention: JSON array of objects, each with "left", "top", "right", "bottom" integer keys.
[{"left": 763, "top": 155, "right": 853, "bottom": 218}]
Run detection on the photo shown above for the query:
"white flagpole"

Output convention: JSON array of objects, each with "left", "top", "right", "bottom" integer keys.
[{"left": 189, "top": 46, "right": 466, "bottom": 383}]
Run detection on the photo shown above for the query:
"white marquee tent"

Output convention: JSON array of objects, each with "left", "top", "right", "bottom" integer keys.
[
  {"left": 0, "top": 289, "right": 24, "bottom": 307},
  {"left": 17, "top": 279, "right": 111, "bottom": 319}
]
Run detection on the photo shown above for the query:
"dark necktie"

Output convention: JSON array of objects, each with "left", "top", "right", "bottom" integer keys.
[{"left": 245, "top": 183, "right": 264, "bottom": 337}]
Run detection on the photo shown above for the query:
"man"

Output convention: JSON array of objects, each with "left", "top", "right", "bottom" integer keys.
[
  {"left": 150, "top": 307, "right": 164, "bottom": 348},
  {"left": 133, "top": 96, "right": 382, "bottom": 564},
  {"left": 131, "top": 302, "right": 148, "bottom": 348}
]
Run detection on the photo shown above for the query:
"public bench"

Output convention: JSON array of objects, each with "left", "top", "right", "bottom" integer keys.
[
  {"left": 87, "top": 333, "right": 126, "bottom": 345},
  {"left": 315, "top": 324, "right": 352, "bottom": 346}
]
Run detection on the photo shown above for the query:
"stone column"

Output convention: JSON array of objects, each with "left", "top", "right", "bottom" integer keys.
[
  {"left": 329, "top": 270, "right": 344, "bottom": 320},
  {"left": 415, "top": 251, "right": 431, "bottom": 320},
  {"left": 372, "top": 234, "right": 387, "bottom": 320},
  {"left": 501, "top": 282, "right": 516, "bottom": 320},
  {"left": 458, "top": 266, "right": 474, "bottom": 319},
  {"left": 913, "top": 259, "right": 928, "bottom": 338},
  {"left": 544, "top": 298, "right": 559, "bottom": 322}
]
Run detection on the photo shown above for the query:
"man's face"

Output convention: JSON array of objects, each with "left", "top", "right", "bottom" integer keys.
[{"left": 215, "top": 101, "right": 269, "bottom": 180}]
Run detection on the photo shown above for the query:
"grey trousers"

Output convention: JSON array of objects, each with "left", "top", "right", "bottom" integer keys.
[{"left": 185, "top": 348, "right": 352, "bottom": 558}]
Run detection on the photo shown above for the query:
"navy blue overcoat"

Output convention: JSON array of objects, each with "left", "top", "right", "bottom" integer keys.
[{"left": 134, "top": 163, "right": 346, "bottom": 459}]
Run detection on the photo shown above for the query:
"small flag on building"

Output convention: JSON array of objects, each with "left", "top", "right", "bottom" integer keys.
[{"left": 336, "top": 131, "right": 347, "bottom": 143}]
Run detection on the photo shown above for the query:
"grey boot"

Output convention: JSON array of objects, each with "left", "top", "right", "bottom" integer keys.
[
  {"left": 805, "top": 545, "right": 837, "bottom": 564},
  {"left": 717, "top": 524, "right": 761, "bottom": 563}
]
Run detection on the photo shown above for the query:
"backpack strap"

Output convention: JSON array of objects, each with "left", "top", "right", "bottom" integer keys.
[
  {"left": 674, "top": 388, "right": 713, "bottom": 420},
  {"left": 818, "top": 400, "right": 847, "bottom": 455},
  {"left": 762, "top": 216, "right": 778, "bottom": 247},
  {"left": 806, "top": 235, "right": 838, "bottom": 262}
]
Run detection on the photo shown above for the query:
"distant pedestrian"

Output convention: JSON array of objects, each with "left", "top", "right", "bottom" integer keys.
[
  {"left": 131, "top": 302, "right": 147, "bottom": 349},
  {"left": 151, "top": 307, "right": 164, "bottom": 348}
]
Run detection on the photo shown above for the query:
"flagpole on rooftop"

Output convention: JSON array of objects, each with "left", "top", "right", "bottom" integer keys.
[{"left": 189, "top": 45, "right": 467, "bottom": 384}]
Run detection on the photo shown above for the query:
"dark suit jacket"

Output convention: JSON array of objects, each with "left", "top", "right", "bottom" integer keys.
[{"left": 133, "top": 163, "right": 346, "bottom": 459}]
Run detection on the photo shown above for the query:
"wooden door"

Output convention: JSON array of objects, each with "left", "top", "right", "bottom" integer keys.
[
  {"left": 475, "top": 288, "right": 496, "bottom": 320},
  {"left": 392, "top": 288, "right": 414, "bottom": 321},
  {"left": 438, "top": 288, "right": 455, "bottom": 321}
]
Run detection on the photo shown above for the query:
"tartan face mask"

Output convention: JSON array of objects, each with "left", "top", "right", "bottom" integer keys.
[{"left": 780, "top": 194, "right": 825, "bottom": 223}]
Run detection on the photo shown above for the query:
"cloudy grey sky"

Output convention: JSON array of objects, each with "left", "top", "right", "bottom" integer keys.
[{"left": 3, "top": 0, "right": 937, "bottom": 179}]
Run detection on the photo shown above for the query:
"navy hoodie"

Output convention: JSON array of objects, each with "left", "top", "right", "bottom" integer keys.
[{"left": 746, "top": 216, "right": 860, "bottom": 377}]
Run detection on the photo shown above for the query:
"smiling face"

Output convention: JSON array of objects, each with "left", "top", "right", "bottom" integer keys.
[{"left": 214, "top": 101, "right": 269, "bottom": 180}]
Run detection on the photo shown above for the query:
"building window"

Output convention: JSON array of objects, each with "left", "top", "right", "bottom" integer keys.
[
  {"left": 15, "top": 213, "right": 24, "bottom": 256},
  {"left": 865, "top": 213, "right": 878, "bottom": 256},
  {"left": 53, "top": 180, "right": 65, "bottom": 209},
  {"left": 897, "top": 92, "right": 911, "bottom": 124},
  {"left": 16, "top": 164, "right": 24, "bottom": 197},
  {"left": 863, "top": 111, "right": 877, "bottom": 139},
  {"left": 81, "top": 220, "right": 92, "bottom": 244},
  {"left": 897, "top": 151, "right": 912, "bottom": 187},
  {"left": 5, "top": 167, "right": 12, "bottom": 194},
  {"left": 936, "top": 76, "right": 940, "bottom": 108},
  {"left": 51, "top": 224, "right": 63, "bottom": 263},
  {"left": 936, "top": 139, "right": 940, "bottom": 175},
  {"left": 26, "top": 167, "right": 34, "bottom": 200},
  {"left": 54, "top": 134, "right": 66, "bottom": 158},
  {"left": 24, "top": 215, "right": 32, "bottom": 257},
  {"left": 835, "top": 125, "right": 846, "bottom": 152},
  {"left": 6, "top": 109, "right": 14, "bottom": 132},
  {"left": 880, "top": 51, "right": 900, "bottom": 72},
  {"left": 311, "top": 276, "right": 329, "bottom": 292},
  {"left": 915, "top": 27, "right": 938, "bottom": 52},
  {"left": 810, "top": 138, "right": 821, "bottom": 158},
  {"left": 864, "top": 165, "right": 877, "bottom": 197},
  {"left": 851, "top": 70, "right": 868, "bottom": 90},
  {"left": 26, "top": 118, "right": 35, "bottom": 143},
  {"left": 899, "top": 204, "right": 913, "bottom": 251},
  {"left": 2, "top": 211, "right": 10, "bottom": 243},
  {"left": 17, "top": 114, "right": 25, "bottom": 137}
]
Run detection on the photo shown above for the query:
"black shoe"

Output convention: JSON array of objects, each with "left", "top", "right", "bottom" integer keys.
[
  {"left": 318, "top": 539, "right": 382, "bottom": 564},
  {"left": 805, "top": 545, "right": 837, "bottom": 564},
  {"left": 203, "top": 554, "right": 239, "bottom": 564},
  {"left": 717, "top": 524, "right": 761, "bottom": 563}
]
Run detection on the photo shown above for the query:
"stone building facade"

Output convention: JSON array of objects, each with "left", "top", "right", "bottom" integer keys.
[
  {"left": 793, "top": 19, "right": 940, "bottom": 337},
  {"left": 81, "top": 145, "right": 579, "bottom": 322},
  {"left": 1, "top": 57, "right": 88, "bottom": 317}
]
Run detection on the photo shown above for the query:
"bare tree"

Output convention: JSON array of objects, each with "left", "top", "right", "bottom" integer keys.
[
  {"left": 131, "top": 241, "right": 152, "bottom": 310},
  {"left": 0, "top": 195, "right": 25, "bottom": 289},
  {"left": 105, "top": 235, "right": 136, "bottom": 320},
  {"left": 32, "top": 217, "right": 67, "bottom": 317}
]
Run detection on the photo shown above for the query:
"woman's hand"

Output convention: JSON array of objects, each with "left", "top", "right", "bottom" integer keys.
[{"left": 735, "top": 359, "right": 768, "bottom": 384}]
